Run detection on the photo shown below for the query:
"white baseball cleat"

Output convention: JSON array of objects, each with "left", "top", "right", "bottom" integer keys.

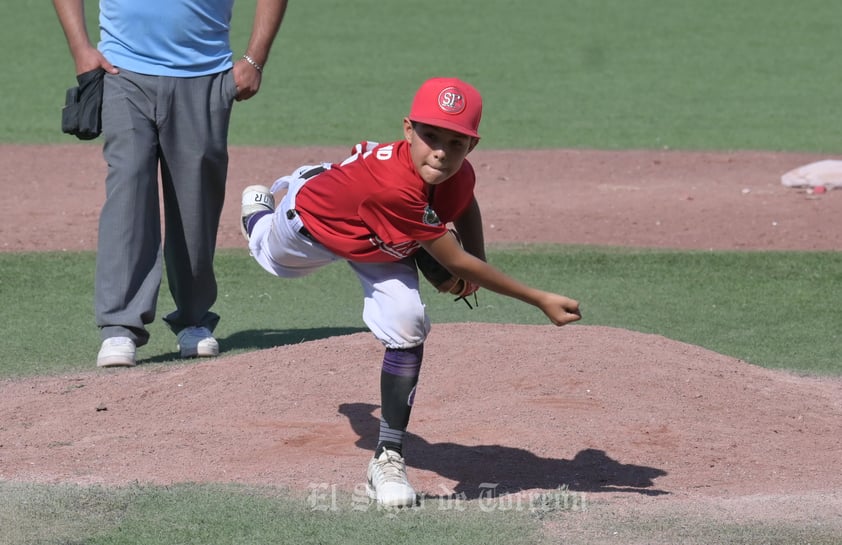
[
  {"left": 177, "top": 326, "right": 219, "bottom": 358},
  {"left": 366, "top": 449, "right": 418, "bottom": 507},
  {"left": 97, "top": 336, "right": 137, "bottom": 367},
  {"left": 240, "top": 185, "right": 275, "bottom": 240}
]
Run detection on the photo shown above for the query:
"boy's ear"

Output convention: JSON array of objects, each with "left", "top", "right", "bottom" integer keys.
[
  {"left": 468, "top": 138, "right": 479, "bottom": 153},
  {"left": 402, "top": 118, "right": 414, "bottom": 142}
]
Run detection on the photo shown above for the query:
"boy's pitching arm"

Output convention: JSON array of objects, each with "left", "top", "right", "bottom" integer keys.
[
  {"left": 452, "top": 196, "right": 487, "bottom": 262},
  {"left": 419, "top": 233, "right": 582, "bottom": 326}
]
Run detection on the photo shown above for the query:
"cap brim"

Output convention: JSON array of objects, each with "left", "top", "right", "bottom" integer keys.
[{"left": 409, "top": 116, "right": 480, "bottom": 139}]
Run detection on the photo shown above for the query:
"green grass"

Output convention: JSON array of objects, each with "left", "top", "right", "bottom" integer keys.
[
  {"left": 2, "top": 247, "right": 840, "bottom": 378},
  {"left": 5, "top": 0, "right": 842, "bottom": 150},
  {"left": 590, "top": 513, "right": 842, "bottom": 545},
  {"left": 0, "top": 482, "right": 547, "bottom": 545},
  {"left": 4, "top": 481, "right": 839, "bottom": 545}
]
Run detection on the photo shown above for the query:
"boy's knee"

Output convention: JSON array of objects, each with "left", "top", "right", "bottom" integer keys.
[
  {"left": 391, "top": 299, "right": 428, "bottom": 338},
  {"left": 367, "top": 298, "right": 430, "bottom": 348}
]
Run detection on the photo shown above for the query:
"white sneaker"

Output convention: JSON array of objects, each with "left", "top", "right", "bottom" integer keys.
[
  {"left": 241, "top": 185, "right": 275, "bottom": 240},
  {"left": 97, "top": 337, "right": 136, "bottom": 368},
  {"left": 177, "top": 326, "right": 219, "bottom": 358},
  {"left": 366, "top": 449, "right": 417, "bottom": 507}
]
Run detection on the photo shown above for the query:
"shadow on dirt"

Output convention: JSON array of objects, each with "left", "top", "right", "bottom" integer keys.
[{"left": 339, "top": 402, "right": 668, "bottom": 499}]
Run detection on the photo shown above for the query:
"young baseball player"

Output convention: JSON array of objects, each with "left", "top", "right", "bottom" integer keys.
[{"left": 240, "top": 77, "right": 582, "bottom": 507}]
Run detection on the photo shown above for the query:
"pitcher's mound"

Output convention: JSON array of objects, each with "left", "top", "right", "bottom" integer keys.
[{"left": 2, "top": 324, "right": 840, "bottom": 508}]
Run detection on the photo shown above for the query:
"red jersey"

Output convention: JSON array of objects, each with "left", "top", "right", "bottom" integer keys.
[{"left": 294, "top": 140, "right": 476, "bottom": 262}]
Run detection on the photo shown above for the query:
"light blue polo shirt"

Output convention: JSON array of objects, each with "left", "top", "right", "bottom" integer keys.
[{"left": 99, "top": 0, "right": 235, "bottom": 76}]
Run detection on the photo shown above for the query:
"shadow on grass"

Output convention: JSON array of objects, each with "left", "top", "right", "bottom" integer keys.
[
  {"left": 339, "top": 402, "right": 668, "bottom": 499},
  {"left": 222, "top": 327, "right": 369, "bottom": 351},
  {"left": 136, "top": 327, "right": 367, "bottom": 365}
]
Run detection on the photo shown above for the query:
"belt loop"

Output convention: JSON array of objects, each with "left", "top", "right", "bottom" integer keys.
[{"left": 285, "top": 208, "right": 314, "bottom": 241}]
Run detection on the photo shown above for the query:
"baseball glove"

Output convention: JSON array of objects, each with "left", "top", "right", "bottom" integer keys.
[
  {"left": 414, "top": 231, "right": 479, "bottom": 308},
  {"left": 61, "top": 68, "right": 105, "bottom": 141}
]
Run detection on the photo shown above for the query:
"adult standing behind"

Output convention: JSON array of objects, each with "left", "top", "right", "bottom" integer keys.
[{"left": 52, "top": 0, "right": 289, "bottom": 367}]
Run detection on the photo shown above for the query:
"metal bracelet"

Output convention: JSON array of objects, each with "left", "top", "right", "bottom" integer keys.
[{"left": 241, "top": 54, "right": 263, "bottom": 73}]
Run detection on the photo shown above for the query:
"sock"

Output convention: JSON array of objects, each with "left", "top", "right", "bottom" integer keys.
[
  {"left": 245, "top": 210, "right": 272, "bottom": 237},
  {"left": 375, "top": 344, "right": 423, "bottom": 458}
]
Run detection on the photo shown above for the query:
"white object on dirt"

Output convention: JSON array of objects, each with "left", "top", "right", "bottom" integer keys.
[{"left": 781, "top": 159, "right": 842, "bottom": 189}]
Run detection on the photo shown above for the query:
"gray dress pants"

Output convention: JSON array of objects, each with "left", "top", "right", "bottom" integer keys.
[{"left": 96, "top": 68, "right": 238, "bottom": 346}]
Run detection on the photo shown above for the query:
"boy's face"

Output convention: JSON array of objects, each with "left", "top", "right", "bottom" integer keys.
[{"left": 404, "top": 119, "right": 478, "bottom": 185}]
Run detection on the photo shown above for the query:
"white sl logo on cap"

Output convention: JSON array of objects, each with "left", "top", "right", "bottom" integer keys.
[{"left": 437, "top": 87, "right": 465, "bottom": 114}]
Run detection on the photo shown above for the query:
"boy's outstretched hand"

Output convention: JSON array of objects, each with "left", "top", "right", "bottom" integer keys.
[{"left": 539, "top": 293, "right": 582, "bottom": 326}]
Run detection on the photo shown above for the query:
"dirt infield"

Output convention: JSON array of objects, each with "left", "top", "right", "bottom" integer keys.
[
  {"left": 1, "top": 144, "right": 841, "bottom": 531},
  {"left": 2, "top": 145, "right": 841, "bottom": 252}
]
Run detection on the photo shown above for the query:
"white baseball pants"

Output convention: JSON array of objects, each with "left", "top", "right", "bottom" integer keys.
[{"left": 248, "top": 166, "right": 431, "bottom": 349}]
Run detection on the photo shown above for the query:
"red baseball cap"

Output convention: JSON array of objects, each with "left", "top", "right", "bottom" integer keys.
[{"left": 408, "top": 77, "right": 482, "bottom": 139}]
